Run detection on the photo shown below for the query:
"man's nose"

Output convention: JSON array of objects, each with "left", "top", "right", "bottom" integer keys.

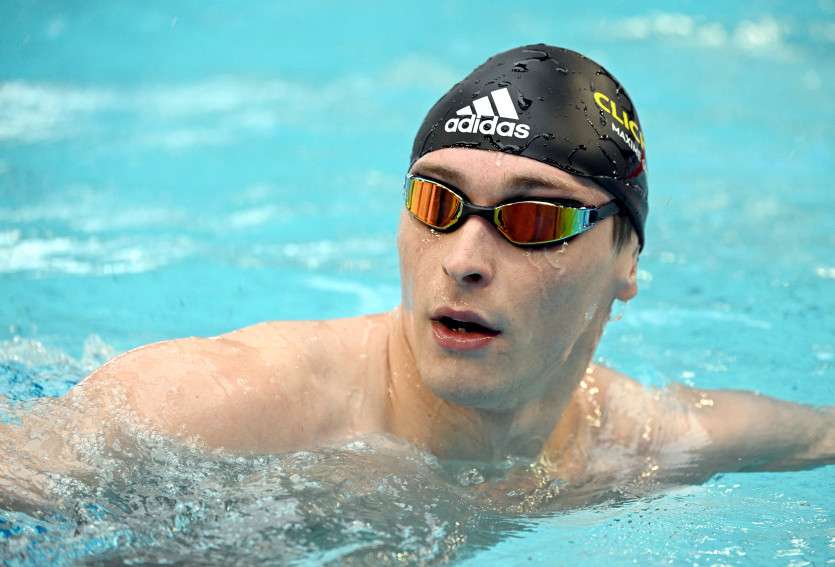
[{"left": 441, "top": 217, "right": 496, "bottom": 287}]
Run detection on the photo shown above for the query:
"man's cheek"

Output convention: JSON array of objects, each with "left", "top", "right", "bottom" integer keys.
[
  {"left": 397, "top": 252, "right": 418, "bottom": 313},
  {"left": 400, "top": 252, "right": 438, "bottom": 312},
  {"left": 401, "top": 274, "right": 416, "bottom": 311}
]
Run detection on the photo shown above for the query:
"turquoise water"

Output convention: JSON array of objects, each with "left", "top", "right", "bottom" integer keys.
[{"left": 2, "top": 1, "right": 834, "bottom": 564}]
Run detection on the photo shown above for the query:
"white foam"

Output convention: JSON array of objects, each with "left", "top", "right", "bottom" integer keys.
[
  {"left": 0, "top": 184, "right": 189, "bottom": 233},
  {"left": 0, "top": 56, "right": 459, "bottom": 146},
  {"left": 733, "top": 17, "right": 787, "bottom": 52},
  {"left": 137, "top": 77, "right": 306, "bottom": 116},
  {"left": 0, "top": 81, "right": 117, "bottom": 142},
  {"left": 0, "top": 235, "right": 196, "bottom": 276},
  {"left": 652, "top": 13, "right": 695, "bottom": 37},
  {"left": 0, "top": 229, "right": 20, "bottom": 246},
  {"left": 815, "top": 266, "right": 835, "bottom": 280},
  {"left": 74, "top": 208, "right": 188, "bottom": 232},
  {"left": 627, "top": 308, "right": 772, "bottom": 330},
  {"left": 0, "top": 334, "right": 115, "bottom": 373},
  {"left": 136, "top": 128, "right": 231, "bottom": 150},
  {"left": 227, "top": 205, "right": 289, "bottom": 229},
  {"left": 695, "top": 22, "right": 728, "bottom": 47},
  {"left": 306, "top": 275, "right": 398, "bottom": 313},
  {"left": 608, "top": 13, "right": 796, "bottom": 58},
  {"left": 616, "top": 14, "right": 698, "bottom": 41},
  {"left": 269, "top": 237, "right": 390, "bottom": 269}
]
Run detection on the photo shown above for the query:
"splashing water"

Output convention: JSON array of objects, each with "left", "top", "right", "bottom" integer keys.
[
  {"left": 0, "top": 339, "right": 685, "bottom": 565},
  {"left": 0, "top": 419, "right": 650, "bottom": 564}
]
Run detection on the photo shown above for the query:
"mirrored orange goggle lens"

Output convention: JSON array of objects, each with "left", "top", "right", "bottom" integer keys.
[
  {"left": 496, "top": 202, "right": 589, "bottom": 244},
  {"left": 405, "top": 178, "right": 461, "bottom": 229}
]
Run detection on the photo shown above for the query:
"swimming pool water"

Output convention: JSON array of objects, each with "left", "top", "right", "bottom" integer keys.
[{"left": 2, "top": 1, "right": 834, "bottom": 564}]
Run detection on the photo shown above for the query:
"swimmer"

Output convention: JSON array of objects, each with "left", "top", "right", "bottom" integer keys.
[{"left": 2, "top": 44, "right": 833, "bottom": 502}]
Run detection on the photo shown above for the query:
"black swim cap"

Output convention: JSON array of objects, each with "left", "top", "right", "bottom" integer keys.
[{"left": 410, "top": 44, "right": 649, "bottom": 249}]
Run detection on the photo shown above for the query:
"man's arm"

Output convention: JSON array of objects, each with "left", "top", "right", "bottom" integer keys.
[
  {"left": 594, "top": 369, "right": 834, "bottom": 478},
  {"left": 671, "top": 385, "right": 834, "bottom": 472}
]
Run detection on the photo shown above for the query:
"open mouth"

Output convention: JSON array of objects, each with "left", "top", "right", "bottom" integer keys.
[
  {"left": 430, "top": 308, "right": 502, "bottom": 351},
  {"left": 435, "top": 316, "right": 500, "bottom": 337}
]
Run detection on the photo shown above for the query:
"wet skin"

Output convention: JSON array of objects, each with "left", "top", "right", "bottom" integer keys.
[
  {"left": 391, "top": 148, "right": 638, "bottom": 459},
  {"left": 1, "top": 149, "right": 833, "bottom": 507}
]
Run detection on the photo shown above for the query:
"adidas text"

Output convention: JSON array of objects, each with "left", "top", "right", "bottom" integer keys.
[{"left": 444, "top": 116, "right": 530, "bottom": 139}]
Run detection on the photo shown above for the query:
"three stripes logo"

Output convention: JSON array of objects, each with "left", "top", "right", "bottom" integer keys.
[{"left": 444, "top": 87, "right": 530, "bottom": 139}]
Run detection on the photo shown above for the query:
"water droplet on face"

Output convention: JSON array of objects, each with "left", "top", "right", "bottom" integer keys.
[
  {"left": 522, "top": 248, "right": 545, "bottom": 278},
  {"left": 543, "top": 241, "right": 568, "bottom": 271},
  {"left": 516, "top": 95, "right": 532, "bottom": 110},
  {"left": 519, "top": 250, "right": 550, "bottom": 299},
  {"left": 512, "top": 62, "right": 528, "bottom": 72}
]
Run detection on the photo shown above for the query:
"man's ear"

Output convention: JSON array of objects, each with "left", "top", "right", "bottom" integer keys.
[{"left": 614, "top": 243, "right": 639, "bottom": 302}]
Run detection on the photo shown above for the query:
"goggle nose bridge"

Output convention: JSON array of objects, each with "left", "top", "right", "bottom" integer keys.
[{"left": 448, "top": 200, "right": 501, "bottom": 231}]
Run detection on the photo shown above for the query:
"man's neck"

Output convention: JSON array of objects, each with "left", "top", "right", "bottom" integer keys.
[{"left": 382, "top": 308, "right": 599, "bottom": 463}]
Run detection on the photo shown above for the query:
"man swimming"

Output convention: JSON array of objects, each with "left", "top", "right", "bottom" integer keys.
[{"left": 2, "top": 45, "right": 833, "bottom": 501}]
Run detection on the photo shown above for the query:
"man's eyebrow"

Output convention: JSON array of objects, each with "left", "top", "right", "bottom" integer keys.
[
  {"left": 409, "top": 163, "right": 466, "bottom": 187},
  {"left": 507, "top": 173, "right": 577, "bottom": 195}
]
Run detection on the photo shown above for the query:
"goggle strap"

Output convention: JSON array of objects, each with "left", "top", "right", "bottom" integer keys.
[{"left": 590, "top": 200, "right": 620, "bottom": 223}]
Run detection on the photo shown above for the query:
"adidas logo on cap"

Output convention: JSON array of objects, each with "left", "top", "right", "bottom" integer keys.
[{"left": 444, "top": 87, "right": 530, "bottom": 139}]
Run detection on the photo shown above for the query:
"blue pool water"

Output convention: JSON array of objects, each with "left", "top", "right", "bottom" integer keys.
[{"left": 2, "top": 1, "right": 834, "bottom": 564}]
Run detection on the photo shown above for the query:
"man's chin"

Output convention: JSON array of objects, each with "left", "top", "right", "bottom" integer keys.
[{"left": 419, "top": 369, "right": 519, "bottom": 411}]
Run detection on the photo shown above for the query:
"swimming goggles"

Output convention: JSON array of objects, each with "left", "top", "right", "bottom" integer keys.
[{"left": 404, "top": 175, "right": 620, "bottom": 247}]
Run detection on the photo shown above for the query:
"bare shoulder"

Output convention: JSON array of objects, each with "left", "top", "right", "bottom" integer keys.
[
  {"left": 75, "top": 313, "right": 393, "bottom": 452},
  {"left": 222, "top": 313, "right": 391, "bottom": 365},
  {"left": 76, "top": 333, "right": 282, "bottom": 444},
  {"left": 582, "top": 365, "right": 708, "bottom": 456},
  {"left": 583, "top": 364, "right": 650, "bottom": 419}
]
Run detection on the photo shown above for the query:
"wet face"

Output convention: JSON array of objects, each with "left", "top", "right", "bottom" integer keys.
[{"left": 397, "top": 148, "right": 638, "bottom": 411}]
